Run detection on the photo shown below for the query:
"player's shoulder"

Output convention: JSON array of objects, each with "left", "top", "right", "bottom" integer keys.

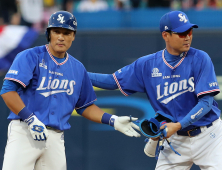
[
  {"left": 32, "top": 45, "right": 47, "bottom": 53},
  {"left": 188, "top": 47, "right": 210, "bottom": 60},
  {"left": 136, "top": 50, "right": 163, "bottom": 64},
  {"left": 14, "top": 45, "right": 46, "bottom": 61},
  {"left": 67, "top": 53, "right": 86, "bottom": 69},
  {"left": 17, "top": 45, "right": 45, "bottom": 56}
]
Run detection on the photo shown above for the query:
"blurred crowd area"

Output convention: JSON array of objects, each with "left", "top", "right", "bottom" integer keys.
[{"left": 0, "top": 0, "right": 222, "bottom": 33}]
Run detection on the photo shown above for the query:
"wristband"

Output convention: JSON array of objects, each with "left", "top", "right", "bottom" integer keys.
[
  {"left": 18, "top": 107, "right": 32, "bottom": 120},
  {"left": 101, "top": 113, "right": 112, "bottom": 125},
  {"left": 101, "top": 113, "right": 118, "bottom": 127}
]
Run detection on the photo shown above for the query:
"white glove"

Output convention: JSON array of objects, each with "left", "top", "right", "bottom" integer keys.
[
  {"left": 112, "top": 115, "right": 141, "bottom": 137},
  {"left": 144, "top": 138, "right": 158, "bottom": 157},
  {"left": 24, "top": 114, "right": 49, "bottom": 141}
]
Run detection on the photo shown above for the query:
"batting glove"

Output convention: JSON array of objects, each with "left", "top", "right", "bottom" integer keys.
[
  {"left": 144, "top": 138, "right": 158, "bottom": 157},
  {"left": 111, "top": 115, "right": 141, "bottom": 137},
  {"left": 24, "top": 114, "right": 49, "bottom": 141}
]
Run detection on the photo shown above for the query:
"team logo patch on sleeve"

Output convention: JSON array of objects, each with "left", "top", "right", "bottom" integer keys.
[{"left": 7, "top": 70, "right": 19, "bottom": 75}]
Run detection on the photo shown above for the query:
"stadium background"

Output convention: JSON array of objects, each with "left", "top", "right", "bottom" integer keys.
[{"left": 0, "top": 9, "right": 222, "bottom": 170}]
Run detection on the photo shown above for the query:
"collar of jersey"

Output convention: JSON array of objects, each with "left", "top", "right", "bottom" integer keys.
[
  {"left": 45, "top": 44, "right": 68, "bottom": 65},
  {"left": 162, "top": 49, "right": 187, "bottom": 69}
]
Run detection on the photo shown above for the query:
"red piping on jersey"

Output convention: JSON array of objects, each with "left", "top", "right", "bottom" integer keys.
[
  {"left": 4, "top": 77, "right": 26, "bottom": 88},
  {"left": 45, "top": 45, "right": 68, "bottom": 65},
  {"left": 75, "top": 99, "right": 97, "bottom": 110},
  {"left": 197, "top": 89, "right": 220, "bottom": 97},
  {"left": 112, "top": 73, "right": 129, "bottom": 96},
  {"left": 162, "top": 49, "right": 187, "bottom": 69}
]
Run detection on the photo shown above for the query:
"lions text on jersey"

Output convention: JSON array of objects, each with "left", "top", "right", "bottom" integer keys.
[{"left": 5, "top": 45, "right": 97, "bottom": 130}]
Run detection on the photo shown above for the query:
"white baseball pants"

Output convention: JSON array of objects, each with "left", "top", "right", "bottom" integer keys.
[
  {"left": 2, "top": 120, "right": 66, "bottom": 170},
  {"left": 156, "top": 118, "right": 222, "bottom": 170}
]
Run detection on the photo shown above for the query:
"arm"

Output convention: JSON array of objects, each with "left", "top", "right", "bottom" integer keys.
[
  {"left": 1, "top": 80, "right": 48, "bottom": 141},
  {"left": 81, "top": 104, "right": 141, "bottom": 137},
  {"left": 179, "top": 95, "right": 213, "bottom": 129},
  {"left": 81, "top": 104, "right": 104, "bottom": 123},
  {"left": 0, "top": 80, "right": 25, "bottom": 114},
  {"left": 1, "top": 80, "right": 32, "bottom": 118},
  {"left": 161, "top": 94, "right": 213, "bottom": 138},
  {"left": 87, "top": 72, "right": 118, "bottom": 90},
  {"left": 1, "top": 91, "right": 26, "bottom": 114},
  {"left": 81, "top": 70, "right": 140, "bottom": 137}
]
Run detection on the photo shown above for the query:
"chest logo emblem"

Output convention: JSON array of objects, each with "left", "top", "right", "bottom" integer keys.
[{"left": 152, "top": 68, "right": 162, "bottom": 77}]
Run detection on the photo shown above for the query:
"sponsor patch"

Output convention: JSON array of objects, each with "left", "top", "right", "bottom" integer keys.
[
  {"left": 8, "top": 70, "right": 19, "bottom": 75},
  {"left": 191, "top": 108, "right": 203, "bottom": 119},
  {"left": 209, "top": 82, "right": 218, "bottom": 87},
  {"left": 152, "top": 68, "right": 162, "bottom": 77}
]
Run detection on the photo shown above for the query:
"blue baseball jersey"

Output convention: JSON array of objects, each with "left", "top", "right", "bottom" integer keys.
[
  {"left": 4, "top": 45, "right": 97, "bottom": 130},
  {"left": 113, "top": 47, "right": 221, "bottom": 128}
]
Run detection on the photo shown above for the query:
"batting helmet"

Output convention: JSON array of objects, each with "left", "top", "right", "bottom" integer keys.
[{"left": 45, "top": 11, "right": 77, "bottom": 42}]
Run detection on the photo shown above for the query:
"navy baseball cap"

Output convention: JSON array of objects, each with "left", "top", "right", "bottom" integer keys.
[{"left": 160, "top": 11, "right": 198, "bottom": 33}]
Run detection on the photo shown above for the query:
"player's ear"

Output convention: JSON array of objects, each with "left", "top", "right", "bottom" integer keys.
[
  {"left": 162, "top": 31, "right": 169, "bottom": 42},
  {"left": 72, "top": 32, "right": 75, "bottom": 41}
]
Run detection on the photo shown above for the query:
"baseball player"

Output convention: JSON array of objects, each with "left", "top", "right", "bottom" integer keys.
[
  {"left": 88, "top": 11, "right": 222, "bottom": 169},
  {"left": 0, "top": 11, "right": 141, "bottom": 170}
]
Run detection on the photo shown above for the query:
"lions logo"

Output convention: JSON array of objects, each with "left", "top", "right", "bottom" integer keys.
[
  {"left": 57, "top": 14, "right": 65, "bottom": 24},
  {"left": 178, "top": 13, "right": 188, "bottom": 23}
]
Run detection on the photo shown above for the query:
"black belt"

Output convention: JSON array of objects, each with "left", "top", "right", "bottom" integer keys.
[
  {"left": 177, "top": 123, "right": 213, "bottom": 137},
  {"left": 45, "top": 126, "right": 63, "bottom": 133}
]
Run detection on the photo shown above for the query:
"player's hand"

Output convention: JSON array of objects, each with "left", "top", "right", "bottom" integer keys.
[
  {"left": 160, "top": 122, "right": 181, "bottom": 138},
  {"left": 144, "top": 138, "right": 158, "bottom": 157},
  {"left": 24, "top": 114, "right": 49, "bottom": 141},
  {"left": 114, "top": 116, "right": 141, "bottom": 137}
]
